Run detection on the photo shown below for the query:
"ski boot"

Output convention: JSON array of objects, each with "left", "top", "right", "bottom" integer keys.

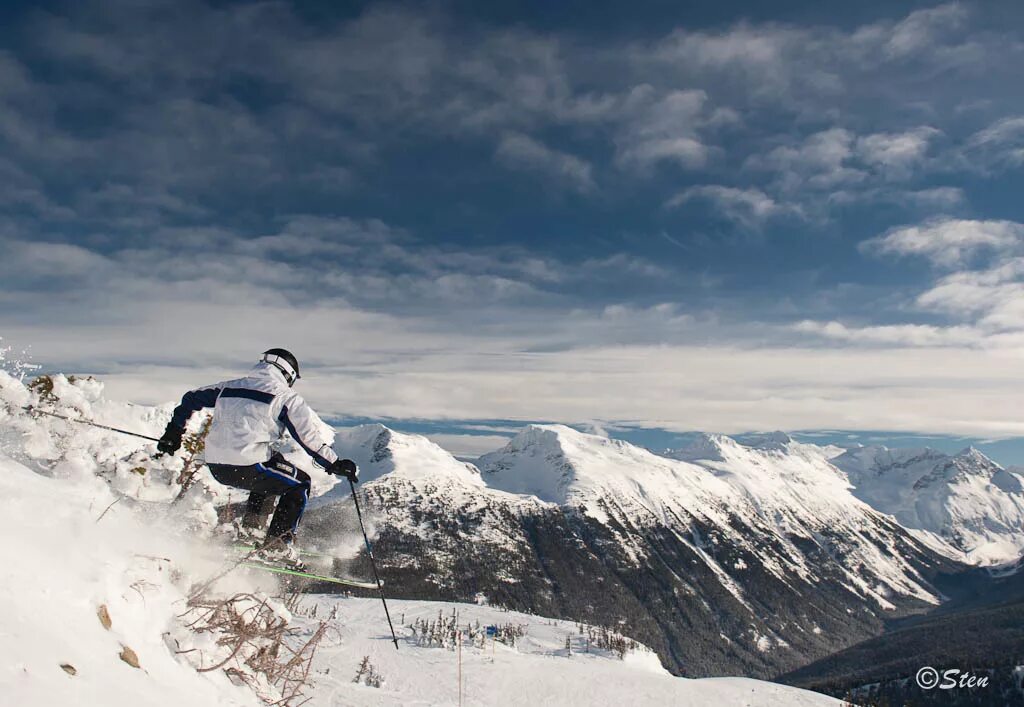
[
  {"left": 256, "top": 535, "right": 306, "bottom": 572},
  {"left": 232, "top": 513, "right": 268, "bottom": 546}
]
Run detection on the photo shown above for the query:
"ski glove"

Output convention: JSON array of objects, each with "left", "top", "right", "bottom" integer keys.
[
  {"left": 328, "top": 458, "right": 359, "bottom": 483},
  {"left": 157, "top": 424, "right": 184, "bottom": 455}
]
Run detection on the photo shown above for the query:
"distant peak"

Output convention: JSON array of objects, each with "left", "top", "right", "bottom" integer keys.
[
  {"left": 738, "top": 431, "right": 794, "bottom": 450},
  {"left": 508, "top": 424, "right": 564, "bottom": 442},
  {"left": 665, "top": 432, "right": 736, "bottom": 462},
  {"left": 503, "top": 424, "right": 599, "bottom": 449},
  {"left": 336, "top": 422, "right": 391, "bottom": 445},
  {"left": 953, "top": 445, "right": 998, "bottom": 468},
  {"left": 835, "top": 444, "right": 943, "bottom": 464}
]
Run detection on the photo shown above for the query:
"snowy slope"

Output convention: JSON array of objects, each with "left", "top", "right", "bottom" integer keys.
[
  {"left": 299, "top": 597, "right": 839, "bottom": 706},
  {"left": 667, "top": 432, "right": 952, "bottom": 606},
  {"left": 0, "top": 451, "right": 263, "bottom": 706},
  {"left": 2, "top": 369, "right": 964, "bottom": 680},
  {"left": 0, "top": 369, "right": 275, "bottom": 705},
  {"left": 832, "top": 445, "right": 1024, "bottom": 565},
  {"left": 0, "top": 371, "right": 837, "bottom": 706}
]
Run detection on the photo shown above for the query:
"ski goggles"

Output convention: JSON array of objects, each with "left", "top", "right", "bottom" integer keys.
[{"left": 261, "top": 353, "right": 300, "bottom": 386}]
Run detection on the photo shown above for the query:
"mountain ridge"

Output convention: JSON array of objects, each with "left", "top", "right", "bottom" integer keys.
[{"left": 310, "top": 420, "right": 965, "bottom": 677}]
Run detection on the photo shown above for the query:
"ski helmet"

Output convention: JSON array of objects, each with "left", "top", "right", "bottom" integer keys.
[{"left": 261, "top": 348, "right": 300, "bottom": 386}]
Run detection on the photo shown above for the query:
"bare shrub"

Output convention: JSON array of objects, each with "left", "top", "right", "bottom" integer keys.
[
  {"left": 352, "top": 656, "right": 384, "bottom": 688},
  {"left": 178, "top": 589, "right": 327, "bottom": 706},
  {"left": 172, "top": 417, "right": 213, "bottom": 502}
]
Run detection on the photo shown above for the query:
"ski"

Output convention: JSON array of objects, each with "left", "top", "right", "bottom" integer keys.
[
  {"left": 232, "top": 542, "right": 335, "bottom": 559},
  {"left": 241, "top": 561, "right": 379, "bottom": 589},
  {"left": 231, "top": 542, "right": 382, "bottom": 589}
]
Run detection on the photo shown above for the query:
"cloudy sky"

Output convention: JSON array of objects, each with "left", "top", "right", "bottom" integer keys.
[{"left": 3, "top": 0, "right": 1024, "bottom": 460}]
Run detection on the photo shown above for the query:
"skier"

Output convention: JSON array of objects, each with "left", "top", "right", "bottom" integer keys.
[{"left": 156, "top": 348, "right": 358, "bottom": 567}]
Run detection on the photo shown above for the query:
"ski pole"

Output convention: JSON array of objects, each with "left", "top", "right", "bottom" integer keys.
[
  {"left": 20, "top": 405, "right": 160, "bottom": 443},
  {"left": 350, "top": 478, "right": 399, "bottom": 650}
]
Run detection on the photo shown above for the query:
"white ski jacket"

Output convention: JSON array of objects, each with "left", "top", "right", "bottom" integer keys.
[{"left": 169, "top": 362, "right": 339, "bottom": 468}]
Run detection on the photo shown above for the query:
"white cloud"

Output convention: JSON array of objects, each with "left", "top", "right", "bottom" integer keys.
[
  {"left": 459, "top": 423, "right": 524, "bottom": 434},
  {"left": 1, "top": 0, "right": 1018, "bottom": 225},
  {"left": 9, "top": 218, "right": 1024, "bottom": 439},
  {"left": 793, "top": 320, "right": 980, "bottom": 347},
  {"left": 747, "top": 128, "right": 866, "bottom": 191},
  {"left": 495, "top": 132, "right": 595, "bottom": 193},
  {"left": 749, "top": 124, "right": 946, "bottom": 197},
  {"left": 643, "top": 2, "right": 992, "bottom": 115},
  {"left": 0, "top": 240, "right": 112, "bottom": 281},
  {"left": 862, "top": 218, "right": 1024, "bottom": 267},
  {"left": 856, "top": 126, "right": 940, "bottom": 178},
  {"left": 897, "top": 187, "right": 965, "bottom": 208},
  {"left": 571, "top": 422, "right": 604, "bottom": 438},
  {"left": 666, "top": 185, "right": 799, "bottom": 228},
  {"left": 78, "top": 342, "right": 1024, "bottom": 440},
  {"left": 965, "top": 116, "right": 1024, "bottom": 169},
  {"left": 827, "top": 186, "right": 965, "bottom": 210},
  {"left": 652, "top": 23, "right": 795, "bottom": 72},
  {"left": 0, "top": 215, "right": 693, "bottom": 374},
  {"left": 971, "top": 116, "right": 1024, "bottom": 146},
  {"left": 872, "top": 3, "right": 968, "bottom": 59},
  {"left": 613, "top": 87, "right": 710, "bottom": 170},
  {"left": 916, "top": 260, "right": 1024, "bottom": 330},
  {"left": 579, "top": 254, "right": 669, "bottom": 280},
  {"left": 805, "top": 219, "right": 1024, "bottom": 355}
]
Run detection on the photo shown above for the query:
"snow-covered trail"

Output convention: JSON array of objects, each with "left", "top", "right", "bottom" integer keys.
[{"left": 298, "top": 597, "right": 840, "bottom": 707}]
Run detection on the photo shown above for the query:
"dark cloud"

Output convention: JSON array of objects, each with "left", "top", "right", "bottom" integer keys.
[{"left": 3, "top": 1, "right": 1024, "bottom": 436}]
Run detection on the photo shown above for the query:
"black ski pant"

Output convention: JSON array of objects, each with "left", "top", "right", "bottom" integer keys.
[{"left": 207, "top": 452, "right": 311, "bottom": 541}]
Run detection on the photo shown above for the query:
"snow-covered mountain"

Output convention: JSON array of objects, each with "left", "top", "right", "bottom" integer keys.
[
  {"left": 831, "top": 445, "right": 1024, "bottom": 565},
  {"left": 484, "top": 425, "right": 940, "bottom": 609},
  {"left": 306, "top": 423, "right": 962, "bottom": 679}
]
